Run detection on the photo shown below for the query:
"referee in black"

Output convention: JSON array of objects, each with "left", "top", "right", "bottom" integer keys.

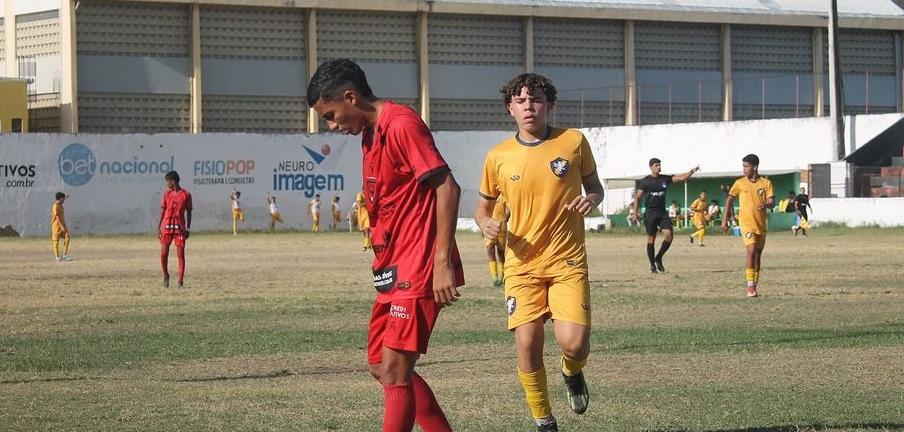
[{"left": 630, "top": 158, "right": 700, "bottom": 273}]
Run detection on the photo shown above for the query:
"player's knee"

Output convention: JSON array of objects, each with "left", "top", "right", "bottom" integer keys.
[{"left": 561, "top": 341, "right": 589, "bottom": 361}]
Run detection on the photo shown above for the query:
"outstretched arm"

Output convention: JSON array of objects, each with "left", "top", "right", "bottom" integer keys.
[{"left": 672, "top": 166, "right": 701, "bottom": 183}]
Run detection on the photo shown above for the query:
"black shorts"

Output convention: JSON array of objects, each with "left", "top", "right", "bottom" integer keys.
[
  {"left": 798, "top": 208, "right": 808, "bottom": 221},
  {"left": 644, "top": 210, "right": 672, "bottom": 236}
]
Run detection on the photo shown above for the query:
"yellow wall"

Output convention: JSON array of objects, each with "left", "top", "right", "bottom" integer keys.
[{"left": 0, "top": 79, "right": 28, "bottom": 133}]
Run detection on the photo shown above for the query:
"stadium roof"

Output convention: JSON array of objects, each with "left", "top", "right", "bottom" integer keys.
[{"left": 86, "top": 0, "right": 904, "bottom": 29}]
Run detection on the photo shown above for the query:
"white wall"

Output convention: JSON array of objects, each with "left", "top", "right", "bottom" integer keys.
[{"left": 810, "top": 198, "right": 904, "bottom": 227}]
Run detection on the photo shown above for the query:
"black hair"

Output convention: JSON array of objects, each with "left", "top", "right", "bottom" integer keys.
[
  {"left": 55, "top": 192, "right": 66, "bottom": 200},
  {"left": 743, "top": 154, "right": 760, "bottom": 166},
  {"left": 165, "top": 171, "right": 180, "bottom": 183},
  {"left": 649, "top": 158, "right": 661, "bottom": 167},
  {"left": 500, "top": 73, "right": 557, "bottom": 106},
  {"left": 235, "top": 191, "right": 241, "bottom": 198},
  {"left": 711, "top": 199, "right": 719, "bottom": 204},
  {"left": 700, "top": 190, "right": 707, "bottom": 194},
  {"left": 306, "top": 59, "right": 376, "bottom": 107}
]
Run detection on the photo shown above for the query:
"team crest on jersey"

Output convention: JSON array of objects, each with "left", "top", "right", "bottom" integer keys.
[
  {"left": 550, "top": 158, "right": 569, "bottom": 178},
  {"left": 506, "top": 296, "right": 517, "bottom": 316},
  {"left": 757, "top": 188, "right": 765, "bottom": 195}
]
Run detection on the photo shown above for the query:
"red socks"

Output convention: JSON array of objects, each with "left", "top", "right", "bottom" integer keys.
[
  {"left": 160, "top": 245, "right": 170, "bottom": 278},
  {"left": 382, "top": 382, "right": 415, "bottom": 432},
  {"left": 412, "top": 373, "right": 452, "bottom": 432},
  {"left": 176, "top": 246, "right": 185, "bottom": 283}
]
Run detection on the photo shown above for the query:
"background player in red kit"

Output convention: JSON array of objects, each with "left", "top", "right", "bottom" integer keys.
[
  {"left": 308, "top": 59, "right": 465, "bottom": 432},
  {"left": 157, "top": 171, "right": 192, "bottom": 289}
]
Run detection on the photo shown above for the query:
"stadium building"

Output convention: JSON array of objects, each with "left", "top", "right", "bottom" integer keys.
[{"left": 2, "top": 0, "right": 904, "bottom": 134}]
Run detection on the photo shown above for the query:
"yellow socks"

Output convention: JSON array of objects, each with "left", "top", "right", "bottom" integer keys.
[
  {"left": 52, "top": 240, "right": 59, "bottom": 258},
  {"left": 695, "top": 229, "right": 706, "bottom": 244},
  {"left": 496, "top": 261, "right": 504, "bottom": 283},
  {"left": 561, "top": 355, "right": 586, "bottom": 377},
  {"left": 488, "top": 261, "right": 498, "bottom": 281},
  {"left": 63, "top": 236, "right": 70, "bottom": 255},
  {"left": 745, "top": 268, "right": 756, "bottom": 288},
  {"left": 517, "top": 367, "right": 551, "bottom": 420}
]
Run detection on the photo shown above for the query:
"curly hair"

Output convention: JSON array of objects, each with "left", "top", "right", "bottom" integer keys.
[{"left": 499, "top": 73, "right": 557, "bottom": 107}]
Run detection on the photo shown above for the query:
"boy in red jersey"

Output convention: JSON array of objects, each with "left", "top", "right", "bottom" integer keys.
[
  {"left": 157, "top": 171, "right": 192, "bottom": 289},
  {"left": 308, "top": 59, "right": 465, "bottom": 432}
]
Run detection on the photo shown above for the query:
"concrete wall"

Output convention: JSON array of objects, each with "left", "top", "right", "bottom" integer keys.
[{"left": 810, "top": 197, "right": 904, "bottom": 227}]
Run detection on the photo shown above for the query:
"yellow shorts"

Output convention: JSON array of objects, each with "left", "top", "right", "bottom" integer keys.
[
  {"left": 742, "top": 231, "right": 766, "bottom": 248},
  {"left": 357, "top": 210, "right": 370, "bottom": 230},
  {"left": 693, "top": 218, "right": 706, "bottom": 230},
  {"left": 312, "top": 214, "right": 320, "bottom": 224},
  {"left": 332, "top": 211, "right": 341, "bottom": 223},
  {"left": 232, "top": 208, "right": 245, "bottom": 221},
  {"left": 504, "top": 269, "right": 591, "bottom": 330},
  {"left": 270, "top": 212, "right": 283, "bottom": 223},
  {"left": 51, "top": 230, "right": 68, "bottom": 241}
]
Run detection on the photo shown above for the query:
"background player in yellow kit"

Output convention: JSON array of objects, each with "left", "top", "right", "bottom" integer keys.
[
  {"left": 354, "top": 190, "right": 371, "bottom": 250},
  {"left": 485, "top": 196, "right": 508, "bottom": 287},
  {"left": 309, "top": 194, "right": 322, "bottom": 233},
  {"left": 50, "top": 192, "right": 72, "bottom": 261},
  {"left": 475, "top": 73, "right": 604, "bottom": 432},
  {"left": 688, "top": 190, "right": 708, "bottom": 246},
  {"left": 722, "top": 154, "right": 775, "bottom": 298},
  {"left": 267, "top": 193, "right": 284, "bottom": 231},
  {"left": 230, "top": 188, "right": 244, "bottom": 236}
]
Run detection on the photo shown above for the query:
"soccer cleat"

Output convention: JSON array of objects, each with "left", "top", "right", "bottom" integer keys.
[
  {"left": 163, "top": 277, "right": 170, "bottom": 288},
  {"left": 562, "top": 371, "right": 590, "bottom": 414},
  {"left": 792, "top": 226, "right": 799, "bottom": 236},
  {"left": 650, "top": 264, "right": 659, "bottom": 274},
  {"left": 655, "top": 259, "right": 666, "bottom": 273},
  {"left": 747, "top": 286, "right": 758, "bottom": 298},
  {"left": 61, "top": 255, "right": 73, "bottom": 261},
  {"left": 177, "top": 281, "right": 185, "bottom": 289},
  {"left": 536, "top": 417, "right": 558, "bottom": 432},
  {"left": 689, "top": 234, "right": 694, "bottom": 244},
  {"left": 55, "top": 256, "right": 62, "bottom": 262}
]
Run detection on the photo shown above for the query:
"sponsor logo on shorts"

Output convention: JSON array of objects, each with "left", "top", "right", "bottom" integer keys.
[
  {"left": 510, "top": 174, "right": 521, "bottom": 181},
  {"left": 506, "top": 296, "right": 517, "bottom": 316},
  {"left": 373, "top": 265, "right": 397, "bottom": 293},
  {"left": 550, "top": 158, "right": 569, "bottom": 178},
  {"left": 745, "top": 232, "right": 754, "bottom": 239},
  {"left": 389, "top": 304, "right": 411, "bottom": 320}
]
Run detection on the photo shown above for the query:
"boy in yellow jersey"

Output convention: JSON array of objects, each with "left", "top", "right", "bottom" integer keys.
[
  {"left": 310, "top": 194, "right": 322, "bottom": 232},
  {"left": 355, "top": 190, "right": 372, "bottom": 250},
  {"left": 267, "top": 193, "right": 284, "bottom": 230},
  {"left": 331, "top": 196, "right": 342, "bottom": 231},
  {"left": 688, "top": 190, "right": 708, "bottom": 246},
  {"left": 485, "top": 196, "right": 508, "bottom": 287},
  {"left": 475, "top": 74, "right": 604, "bottom": 432},
  {"left": 50, "top": 192, "right": 72, "bottom": 261},
  {"left": 230, "top": 188, "right": 244, "bottom": 236},
  {"left": 722, "top": 154, "right": 775, "bottom": 298}
]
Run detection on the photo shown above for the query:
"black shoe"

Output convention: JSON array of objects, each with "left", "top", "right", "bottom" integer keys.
[
  {"left": 689, "top": 235, "right": 694, "bottom": 244},
  {"left": 563, "top": 371, "right": 589, "bottom": 414},
  {"left": 163, "top": 276, "right": 170, "bottom": 288},
  {"left": 537, "top": 420, "right": 559, "bottom": 432},
  {"left": 650, "top": 264, "right": 659, "bottom": 274},
  {"left": 177, "top": 281, "right": 185, "bottom": 289},
  {"left": 655, "top": 260, "right": 665, "bottom": 273}
]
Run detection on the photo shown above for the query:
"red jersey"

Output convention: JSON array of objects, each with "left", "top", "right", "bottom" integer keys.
[
  {"left": 362, "top": 101, "right": 465, "bottom": 303},
  {"left": 160, "top": 188, "right": 192, "bottom": 233}
]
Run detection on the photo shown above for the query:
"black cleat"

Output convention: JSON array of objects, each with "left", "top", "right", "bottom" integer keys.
[
  {"left": 537, "top": 420, "right": 559, "bottom": 432},
  {"left": 650, "top": 264, "right": 659, "bottom": 274},
  {"left": 163, "top": 276, "right": 170, "bottom": 288},
  {"left": 689, "top": 234, "right": 694, "bottom": 244},
  {"left": 655, "top": 259, "right": 666, "bottom": 273},
  {"left": 563, "top": 371, "right": 590, "bottom": 414},
  {"left": 177, "top": 281, "right": 185, "bottom": 289}
]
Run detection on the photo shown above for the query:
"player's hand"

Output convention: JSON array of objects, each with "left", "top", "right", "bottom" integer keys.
[
  {"left": 566, "top": 195, "right": 595, "bottom": 216},
  {"left": 478, "top": 217, "right": 502, "bottom": 241},
  {"left": 721, "top": 221, "right": 729, "bottom": 234},
  {"left": 432, "top": 259, "right": 460, "bottom": 308},
  {"left": 630, "top": 213, "right": 639, "bottom": 224}
]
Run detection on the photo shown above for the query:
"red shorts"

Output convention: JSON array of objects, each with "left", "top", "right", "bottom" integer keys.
[
  {"left": 160, "top": 232, "right": 186, "bottom": 248},
  {"left": 367, "top": 297, "right": 441, "bottom": 365}
]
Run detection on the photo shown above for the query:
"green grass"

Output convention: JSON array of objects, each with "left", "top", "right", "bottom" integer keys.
[{"left": 0, "top": 228, "right": 902, "bottom": 431}]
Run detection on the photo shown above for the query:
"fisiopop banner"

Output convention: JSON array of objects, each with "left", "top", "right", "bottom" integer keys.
[{"left": 0, "top": 133, "right": 365, "bottom": 236}]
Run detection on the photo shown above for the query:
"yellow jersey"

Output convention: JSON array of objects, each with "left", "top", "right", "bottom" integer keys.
[
  {"left": 51, "top": 202, "right": 64, "bottom": 233},
  {"left": 491, "top": 195, "right": 507, "bottom": 223},
  {"left": 479, "top": 127, "right": 597, "bottom": 276},
  {"left": 728, "top": 176, "right": 775, "bottom": 235},
  {"left": 690, "top": 198, "right": 707, "bottom": 226}
]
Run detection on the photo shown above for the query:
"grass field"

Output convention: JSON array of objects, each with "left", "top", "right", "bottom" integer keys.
[{"left": 1, "top": 227, "right": 902, "bottom": 432}]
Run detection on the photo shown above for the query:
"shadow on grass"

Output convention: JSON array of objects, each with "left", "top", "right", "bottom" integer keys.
[{"left": 653, "top": 423, "right": 904, "bottom": 432}]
